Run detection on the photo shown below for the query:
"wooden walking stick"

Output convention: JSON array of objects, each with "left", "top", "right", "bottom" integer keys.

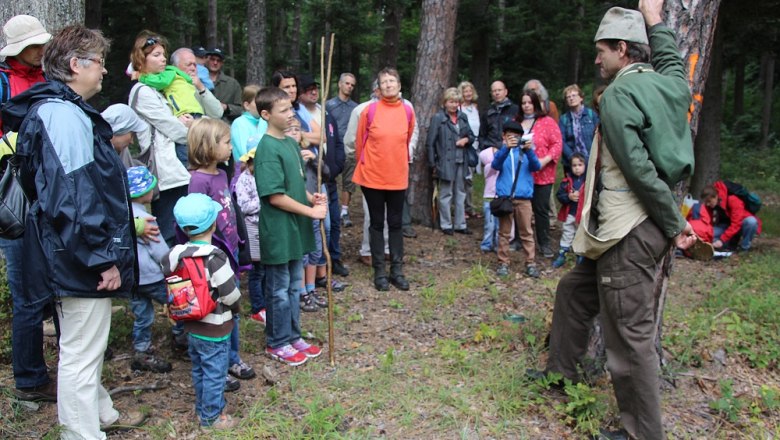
[{"left": 317, "top": 33, "right": 336, "bottom": 366}]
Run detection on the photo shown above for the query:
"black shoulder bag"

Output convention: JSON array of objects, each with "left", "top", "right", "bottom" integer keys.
[
  {"left": 489, "top": 152, "right": 521, "bottom": 217},
  {"left": 0, "top": 134, "right": 30, "bottom": 239}
]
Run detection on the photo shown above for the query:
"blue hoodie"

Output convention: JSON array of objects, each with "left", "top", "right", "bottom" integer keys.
[{"left": 491, "top": 144, "right": 541, "bottom": 200}]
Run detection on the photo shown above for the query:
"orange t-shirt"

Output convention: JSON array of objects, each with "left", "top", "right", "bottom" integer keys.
[{"left": 352, "top": 98, "right": 415, "bottom": 190}]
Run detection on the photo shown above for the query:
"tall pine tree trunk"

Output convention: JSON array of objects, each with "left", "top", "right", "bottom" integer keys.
[
  {"left": 653, "top": 0, "right": 722, "bottom": 364},
  {"left": 759, "top": 51, "right": 775, "bottom": 149},
  {"left": 586, "top": 0, "right": 723, "bottom": 370},
  {"left": 408, "top": 0, "right": 459, "bottom": 227},
  {"left": 378, "top": 0, "right": 403, "bottom": 69},
  {"left": 246, "top": 0, "right": 267, "bottom": 86},
  {"left": 733, "top": 53, "right": 745, "bottom": 118},
  {"left": 690, "top": 18, "right": 723, "bottom": 197},
  {"left": 206, "top": 0, "right": 217, "bottom": 49},
  {"left": 1, "top": 0, "right": 84, "bottom": 30}
]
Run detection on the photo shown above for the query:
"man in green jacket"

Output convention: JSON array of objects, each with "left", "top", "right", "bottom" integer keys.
[
  {"left": 205, "top": 47, "right": 242, "bottom": 122},
  {"left": 532, "top": 1, "right": 697, "bottom": 439}
]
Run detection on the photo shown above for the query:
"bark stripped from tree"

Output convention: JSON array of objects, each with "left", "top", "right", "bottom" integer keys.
[
  {"left": 246, "top": 0, "right": 267, "bottom": 86},
  {"left": 408, "top": 0, "right": 459, "bottom": 227},
  {"left": 0, "top": 0, "right": 84, "bottom": 32}
]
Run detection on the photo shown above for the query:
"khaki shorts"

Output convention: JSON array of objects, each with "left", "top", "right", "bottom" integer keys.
[{"left": 341, "top": 155, "right": 356, "bottom": 194}]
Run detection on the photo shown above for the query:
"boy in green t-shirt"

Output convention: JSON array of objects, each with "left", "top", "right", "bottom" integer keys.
[{"left": 254, "top": 87, "right": 328, "bottom": 366}]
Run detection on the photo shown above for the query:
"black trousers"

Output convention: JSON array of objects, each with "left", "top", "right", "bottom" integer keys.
[{"left": 361, "top": 186, "right": 405, "bottom": 278}]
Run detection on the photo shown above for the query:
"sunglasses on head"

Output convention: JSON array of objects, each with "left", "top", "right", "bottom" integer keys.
[{"left": 143, "top": 37, "right": 160, "bottom": 49}]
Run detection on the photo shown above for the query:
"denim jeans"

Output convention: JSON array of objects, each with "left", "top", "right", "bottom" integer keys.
[
  {"left": 130, "top": 281, "right": 168, "bottom": 353},
  {"left": 188, "top": 334, "right": 229, "bottom": 425},
  {"left": 0, "top": 238, "right": 50, "bottom": 389},
  {"left": 326, "top": 181, "right": 342, "bottom": 261},
  {"left": 248, "top": 263, "right": 266, "bottom": 314},
  {"left": 263, "top": 260, "right": 303, "bottom": 348},
  {"left": 481, "top": 201, "right": 498, "bottom": 252},
  {"left": 714, "top": 216, "right": 759, "bottom": 250}
]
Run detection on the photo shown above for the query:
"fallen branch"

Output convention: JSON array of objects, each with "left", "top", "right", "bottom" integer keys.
[{"left": 108, "top": 380, "right": 170, "bottom": 397}]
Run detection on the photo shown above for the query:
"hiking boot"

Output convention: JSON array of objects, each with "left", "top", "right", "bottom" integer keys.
[
  {"left": 300, "top": 293, "right": 319, "bottom": 312},
  {"left": 311, "top": 291, "right": 328, "bottom": 308},
  {"left": 402, "top": 226, "right": 417, "bottom": 238},
  {"left": 224, "top": 375, "right": 240, "bottom": 392},
  {"left": 250, "top": 309, "right": 266, "bottom": 326},
  {"left": 442, "top": 228, "right": 454, "bottom": 236},
  {"left": 454, "top": 228, "right": 473, "bottom": 235},
  {"left": 131, "top": 350, "right": 172, "bottom": 373},
  {"left": 228, "top": 360, "right": 256, "bottom": 380},
  {"left": 292, "top": 338, "right": 322, "bottom": 358},
  {"left": 100, "top": 409, "right": 147, "bottom": 432},
  {"left": 541, "top": 245, "right": 555, "bottom": 259},
  {"left": 552, "top": 248, "right": 568, "bottom": 269},
  {"left": 389, "top": 274, "right": 410, "bottom": 291},
  {"left": 14, "top": 381, "right": 57, "bottom": 402},
  {"left": 341, "top": 212, "right": 353, "bottom": 227},
  {"left": 201, "top": 413, "right": 239, "bottom": 431},
  {"left": 525, "top": 265, "right": 541, "bottom": 279},
  {"left": 374, "top": 276, "right": 390, "bottom": 291},
  {"left": 332, "top": 259, "right": 350, "bottom": 276},
  {"left": 496, "top": 264, "right": 509, "bottom": 277},
  {"left": 266, "top": 344, "right": 308, "bottom": 366}
]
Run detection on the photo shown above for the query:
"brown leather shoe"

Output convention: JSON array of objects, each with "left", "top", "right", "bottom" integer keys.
[
  {"left": 14, "top": 381, "right": 57, "bottom": 402},
  {"left": 359, "top": 255, "right": 372, "bottom": 266},
  {"left": 101, "top": 409, "right": 147, "bottom": 432}
]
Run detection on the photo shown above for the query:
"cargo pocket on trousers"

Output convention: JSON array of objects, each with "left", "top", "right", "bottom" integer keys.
[{"left": 599, "top": 270, "right": 650, "bottom": 323}]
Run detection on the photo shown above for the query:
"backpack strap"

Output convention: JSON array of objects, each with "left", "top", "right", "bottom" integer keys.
[{"left": 0, "top": 71, "right": 10, "bottom": 105}]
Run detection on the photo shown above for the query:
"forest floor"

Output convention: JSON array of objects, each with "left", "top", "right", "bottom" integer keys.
[{"left": 1, "top": 199, "right": 779, "bottom": 439}]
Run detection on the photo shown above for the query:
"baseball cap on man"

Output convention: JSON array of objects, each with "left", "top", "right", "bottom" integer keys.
[
  {"left": 174, "top": 193, "right": 223, "bottom": 235},
  {"left": 594, "top": 7, "right": 648, "bottom": 45},
  {"left": 191, "top": 45, "right": 207, "bottom": 57},
  {"left": 298, "top": 73, "right": 319, "bottom": 91},
  {"left": 1, "top": 15, "right": 52, "bottom": 57},
  {"left": 127, "top": 166, "right": 157, "bottom": 198},
  {"left": 206, "top": 47, "right": 225, "bottom": 59}
]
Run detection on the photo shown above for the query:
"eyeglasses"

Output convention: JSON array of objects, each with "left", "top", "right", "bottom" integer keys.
[
  {"left": 81, "top": 57, "right": 105, "bottom": 67},
  {"left": 143, "top": 37, "right": 159, "bottom": 49}
]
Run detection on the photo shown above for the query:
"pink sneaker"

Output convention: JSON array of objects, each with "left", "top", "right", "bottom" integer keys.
[
  {"left": 266, "top": 344, "right": 307, "bottom": 366},
  {"left": 250, "top": 309, "right": 266, "bottom": 325},
  {"left": 291, "top": 339, "right": 322, "bottom": 358}
]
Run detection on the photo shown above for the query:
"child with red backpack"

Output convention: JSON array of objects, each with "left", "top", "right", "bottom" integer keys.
[
  {"left": 701, "top": 181, "right": 761, "bottom": 251},
  {"left": 162, "top": 193, "right": 242, "bottom": 430},
  {"left": 552, "top": 153, "right": 586, "bottom": 268}
]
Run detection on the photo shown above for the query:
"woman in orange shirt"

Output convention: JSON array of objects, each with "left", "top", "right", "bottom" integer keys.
[{"left": 352, "top": 68, "right": 416, "bottom": 291}]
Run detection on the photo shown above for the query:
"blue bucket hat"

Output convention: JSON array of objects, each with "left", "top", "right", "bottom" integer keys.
[
  {"left": 127, "top": 166, "right": 157, "bottom": 198},
  {"left": 173, "top": 193, "right": 223, "bottom": 235}
]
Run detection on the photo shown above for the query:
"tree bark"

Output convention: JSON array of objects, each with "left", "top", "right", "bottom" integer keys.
[
  {"left": 690, "top": 17, "right": 723, "bottom": 197},
  {"left": 378, "top": 0, "right": 403, "bottom": 69},
  {"left": 206, "top": 0, "right": 217, "bottom": 50},
  {"left": 733, "top": 53, "right": 745, "bottom": 118},
  {"left": 759, "top": 51, "right": 775, "bottom": 149},
  {"left": 226, "top": 15, "right": 234, "bottom": 78},
  {"left": 654, "top": 0, "right": 723, "bottom": 365},
  {"left": 291, "top": 3, "right": 302, "bottom": 70},
  {"left": 246, "top": 0, "right": 267, "bottom": 86},
  {"left": 0, "top": 0, "right": 84, "bottom": 31},
  {"left": 408, "top": 0, "right": 459, "bottom": 227}
]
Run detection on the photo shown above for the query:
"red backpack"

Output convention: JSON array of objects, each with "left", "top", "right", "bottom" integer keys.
[{"left": 166, "top": 256, "right": 218, "bottom": 321}]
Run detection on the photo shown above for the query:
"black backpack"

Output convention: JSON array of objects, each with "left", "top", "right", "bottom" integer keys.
[{"left": 723, "top": 180, "right": 762, "bottom": 214}]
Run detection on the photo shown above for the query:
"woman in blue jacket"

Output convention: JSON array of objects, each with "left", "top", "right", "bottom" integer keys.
[{"left": 491, "top": 120, "right": 541, "bottom": 278}]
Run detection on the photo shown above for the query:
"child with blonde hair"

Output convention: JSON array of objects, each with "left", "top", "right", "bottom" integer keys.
[{"left": 187, "top": 118, "right": 255, "bottom": 391}]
